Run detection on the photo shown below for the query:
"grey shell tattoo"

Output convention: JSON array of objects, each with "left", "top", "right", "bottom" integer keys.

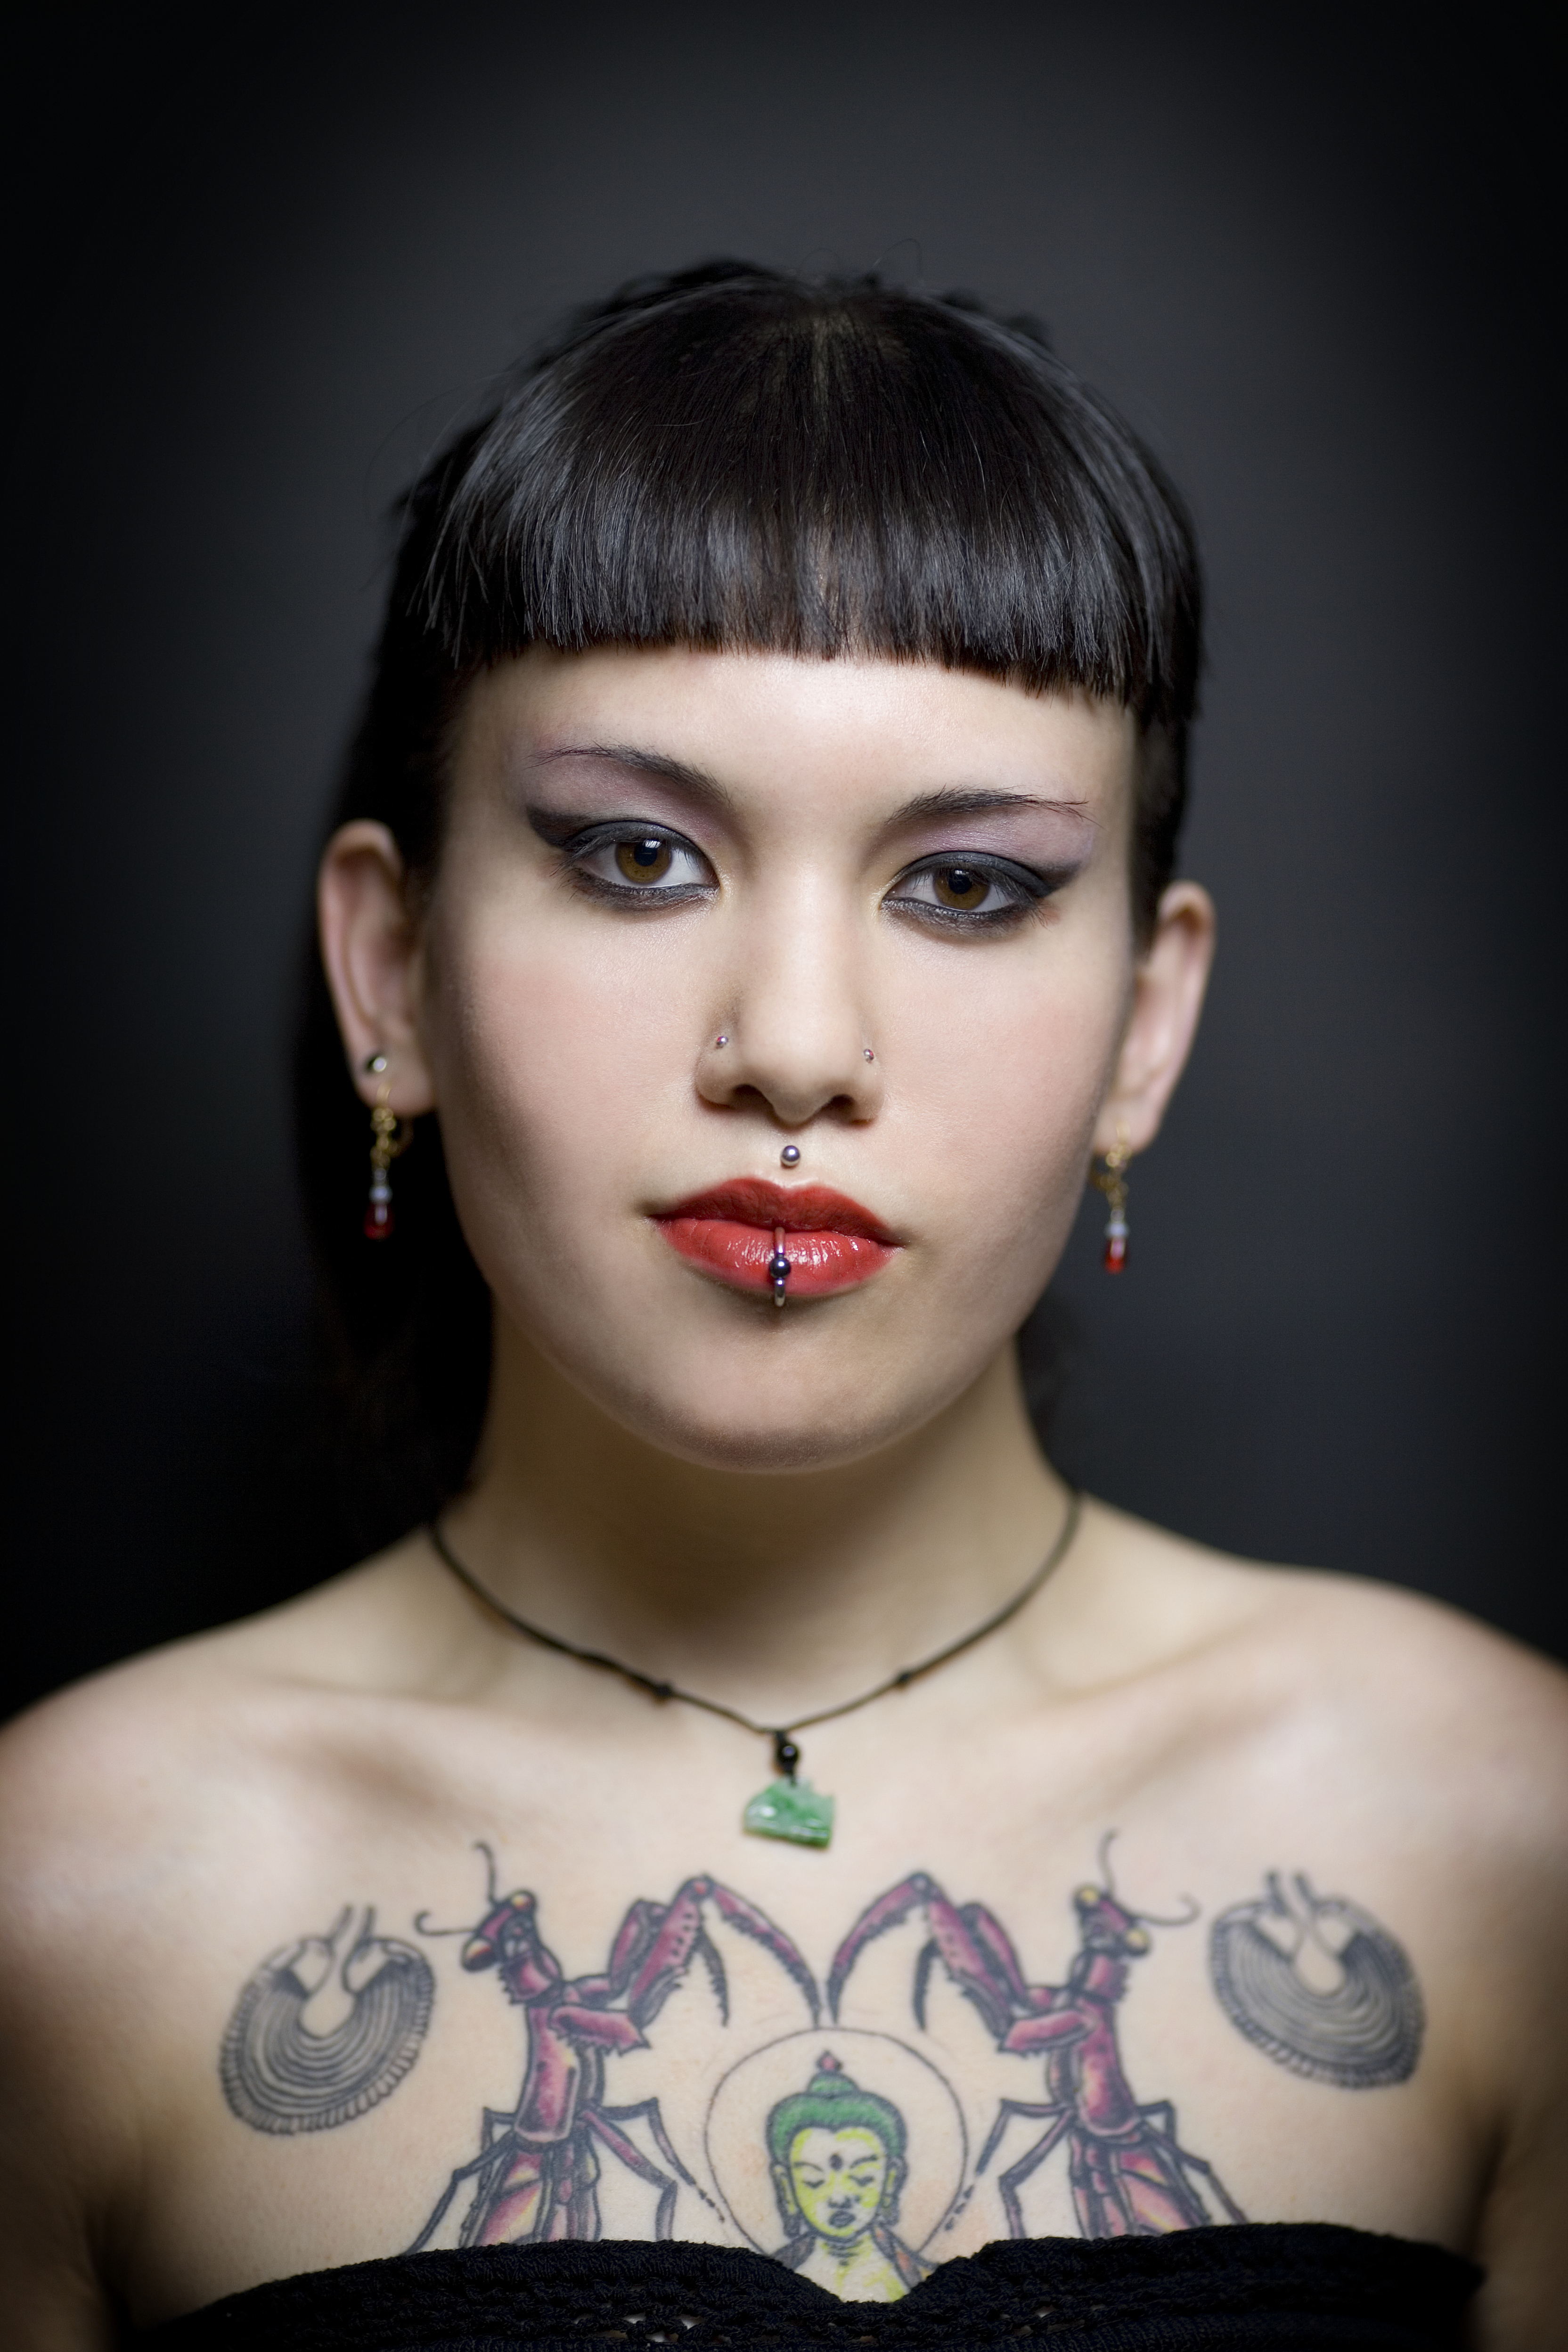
[
  {"left": 221, "top": 1906, "right": 435, "bottom": 2133},
  {"left": 1209, "top": 1871, "right": 1423, "bottom": 2089}
]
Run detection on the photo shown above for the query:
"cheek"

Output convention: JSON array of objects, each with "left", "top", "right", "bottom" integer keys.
[
  {"left": 886, "top": 939, "right": 1128, "bottom": 1247},
  {"left": 425, "top": 906, "right": 705, "bottom": 1222}
]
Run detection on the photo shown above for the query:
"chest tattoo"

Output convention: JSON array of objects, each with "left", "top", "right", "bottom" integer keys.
[
  {"left": 220, "top": 1907, "right": 434, "bottom": 2133},
  {"left": 1209, "top": 1872, "right": 1423, "bottom": 2087},
  {"left": 217, "top": 1839, "right": 1422, "bottom": 2297}
]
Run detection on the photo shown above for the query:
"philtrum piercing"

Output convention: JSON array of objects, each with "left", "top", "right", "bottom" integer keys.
[
  {"left": 364, "top": 1053, "right": 389, "bottom": 1075},
  {"left": 864, "top": 1047, "right": 875, "bottom": 1062},
  {"left": 780, "top": 1144, "right": 801, "bottom": 1168},
  {"left": 768, "top": 1225, "right": 792, "bottom": 1309}
]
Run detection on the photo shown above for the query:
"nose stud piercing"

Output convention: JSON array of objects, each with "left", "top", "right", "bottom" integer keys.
[
  {"left": 768, "top": 1225, "right": 792, "bottom": 1308},
  {"left": 719, "top": 1035, "right": 865, "bottom": 1063},
  {"left": 780, "top": 1144, "right": 801, "bottom": 1168}
]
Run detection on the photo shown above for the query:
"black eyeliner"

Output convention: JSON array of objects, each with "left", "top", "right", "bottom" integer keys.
[
  {"left": 525, "top": 807, "right": 705, "bottom": 853},
  {"left": 885, "top": 852, "right": 1086, "bottom": 920},
  {"left": 527, "top": 810, "right": 718, "bottom": 908}
]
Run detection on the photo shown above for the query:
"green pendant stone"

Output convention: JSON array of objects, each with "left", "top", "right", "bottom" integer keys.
[{"left": 743, "top": 1779, "right": 835, "bottom": 1848}]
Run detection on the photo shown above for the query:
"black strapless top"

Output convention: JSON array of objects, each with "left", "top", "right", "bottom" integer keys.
[{"left": 138, "top": 2225, "right": 1479, "bottom": 2349}]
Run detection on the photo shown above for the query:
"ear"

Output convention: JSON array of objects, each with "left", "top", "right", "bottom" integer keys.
[
  {"left": 771, "top": 2161, "right": 802, "bottom": 2227},
  {"left": 1093, "top": 881, "right": 1215, "bottom": 1157},
  {"left": 317, "top": 821, "right": 438, "bottom": 1114}
]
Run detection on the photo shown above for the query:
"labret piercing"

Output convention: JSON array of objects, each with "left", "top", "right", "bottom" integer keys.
[
  {"left": 710, "top": 1038, "right": 862, "bottom": 1298},
  {"left": 772, "top": 1149, "right": 800, "bottom": 1300}
]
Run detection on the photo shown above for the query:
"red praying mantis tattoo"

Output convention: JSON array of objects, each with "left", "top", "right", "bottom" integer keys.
[
  {"left": 409, "top": 1846, "right": 820, "bottom": 2249},
  {"left": 827, "top": 1839, "right": 1247, "bottom": 2239}
]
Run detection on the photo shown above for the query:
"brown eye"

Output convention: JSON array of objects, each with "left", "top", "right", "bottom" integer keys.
[
  {"left": 931, "top": 865, "right": 989, "bottom": 910},
  {"left": 615, "top": 836, "right": 673, "bottom": 883}
]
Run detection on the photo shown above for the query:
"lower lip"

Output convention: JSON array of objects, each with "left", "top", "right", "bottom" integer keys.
[{"left": 655, "top": 1218, "right": 897, "bottom": 1298}]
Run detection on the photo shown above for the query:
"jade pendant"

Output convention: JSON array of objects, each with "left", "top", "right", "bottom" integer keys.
[{"left": 743, "top": 1778, "right": 835, "bottom": 1848}]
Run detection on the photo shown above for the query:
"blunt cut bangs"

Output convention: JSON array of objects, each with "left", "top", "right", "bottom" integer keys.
[{"left": 424, "top": 265, "right": 1199, "bottom": 748}]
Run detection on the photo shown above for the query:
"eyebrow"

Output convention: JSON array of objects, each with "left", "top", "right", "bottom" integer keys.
[
  {"left": 534, "top": 743, "right": 737, "bottom": 814},
  {"left": 889, "top": 786, "right": 1090, "bottom": 824},
  {"left": 533, "top": 751, "right": 1089, "bottom": 830}
]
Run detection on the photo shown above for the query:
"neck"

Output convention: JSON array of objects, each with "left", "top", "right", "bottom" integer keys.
[{"left": 442, "top": 1313, "right": 1070, "bottom": 1724}]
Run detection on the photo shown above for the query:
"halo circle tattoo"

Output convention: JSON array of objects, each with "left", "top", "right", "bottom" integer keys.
[{"left": 704, "top": 2027, "right": 965, "bottom": 2258}]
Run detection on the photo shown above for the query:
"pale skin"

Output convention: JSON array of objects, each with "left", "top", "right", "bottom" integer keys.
[{"left": 0, "top": 647, "right": 1563, "bottom": 2348}]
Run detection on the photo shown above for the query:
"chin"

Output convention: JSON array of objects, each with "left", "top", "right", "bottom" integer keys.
[
  {"left": 493, "top": 1228, "right": 1046, "bottom": 1474},
  {"left": 564, "top": 1317, "right": 986, "bottom": 1475},
  {"left": 627, "top": 1404, "right": 905, "bottom": 1476}
]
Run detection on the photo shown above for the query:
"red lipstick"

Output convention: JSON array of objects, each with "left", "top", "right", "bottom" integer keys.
[{"left": 654, "top": 1179, "right": 899, "bottom": 1298}]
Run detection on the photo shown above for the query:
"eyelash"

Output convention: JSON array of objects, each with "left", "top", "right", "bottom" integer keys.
[
  {"left": 883, "top": 856, "right": 1056, "bottom": 931},
  {"left": 559, "top": 827, "right": 1063, "bottom": 931},
  {"left": 562, "top": 825, "right": 717, "bottom": 905}
]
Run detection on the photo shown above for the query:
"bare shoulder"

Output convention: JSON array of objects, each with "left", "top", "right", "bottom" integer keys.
[
  {"left": 0, "top": 1541, "right": 452, "bottom": 2344},
  {"left": 0, "top": 1631, "right": 274, "bottom": 2338},
  {"left": 1089, "top": 1494, "right": 1568, "bottom": 1780},
  {"left": 1088, "top": 1501, "right": 1568, "bottom": 2025},
  {"left": 1066, "top": 1498, "right": 1568, "bottom": 1992},
  {"left": 1259, "top": 1537, "right": 1566, "bottom": 1813},
  {"left": 1089, "top": 1506, "right": 1568, "bottom": 2347},
  {"left": 0, "top": 1537, "right": 443, "bottom": 1991}
]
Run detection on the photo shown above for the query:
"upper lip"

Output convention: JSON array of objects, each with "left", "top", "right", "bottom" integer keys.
[{"left": 655, "top": 1178, "right": 898, "bottom": 1243}]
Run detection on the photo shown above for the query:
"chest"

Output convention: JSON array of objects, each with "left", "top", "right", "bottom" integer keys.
[{"left": 119, "top": 1756, "right": 1480, "bottom": 2325}]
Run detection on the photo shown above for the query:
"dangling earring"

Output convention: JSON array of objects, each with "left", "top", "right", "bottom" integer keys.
[
  {"left": 362, "top": 1056, "right": 410, "bottom": 1241},
  {"left": 1091, "top": 1125, "right": 1132, "bottom": 1274}
]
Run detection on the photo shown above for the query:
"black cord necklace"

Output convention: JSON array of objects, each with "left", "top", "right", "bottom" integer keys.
[{"left": 428, "top": 1489, "right": 1083, "bottom": 1851}]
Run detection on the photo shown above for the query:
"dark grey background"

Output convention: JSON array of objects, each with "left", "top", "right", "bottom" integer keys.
[{"left": 8, "top": 3, "right": 1561, "bottom": 1723}]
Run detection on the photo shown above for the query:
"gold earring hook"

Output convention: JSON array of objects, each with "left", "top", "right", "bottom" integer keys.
[{"left": 1091, "top": 1122, "right": 1132, "bottom": 1274}]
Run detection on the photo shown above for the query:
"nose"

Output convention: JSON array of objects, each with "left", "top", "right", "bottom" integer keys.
[{"left": 697, "top": 882, "right": 883, "bottom": 1131}]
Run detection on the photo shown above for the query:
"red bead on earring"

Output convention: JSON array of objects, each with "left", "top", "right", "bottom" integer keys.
[
  {"left": 362, "top": 1057, "right": 409, "bottom": 1241},
  {"left": 1091, "top": 1127, "right": 1132, "bottom": 1274}
]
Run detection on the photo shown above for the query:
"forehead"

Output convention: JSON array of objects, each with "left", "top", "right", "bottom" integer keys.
[
  {"left": 457, "top": 643, "right": 1137, "bottom": 821},
  {"left": 790, "top": 2125, "right": 887, "bottom": 2161}
]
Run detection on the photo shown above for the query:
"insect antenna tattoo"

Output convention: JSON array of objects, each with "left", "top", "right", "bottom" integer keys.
[
  {"left": 829, "top": 1839, "right": 1245, "bottom": 2241},
  {"left": 408, "top": 1848, "right": 820, "bottom": 2253}
]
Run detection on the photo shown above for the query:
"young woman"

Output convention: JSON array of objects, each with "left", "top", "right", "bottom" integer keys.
[{"left": 2, "top": 266, "right": 1562, "bottom": 2352}]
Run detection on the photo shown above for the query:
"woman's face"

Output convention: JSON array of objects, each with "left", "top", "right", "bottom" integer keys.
[{"left": 325, "top": 645, "right": 1210, "bottom": 1472}]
